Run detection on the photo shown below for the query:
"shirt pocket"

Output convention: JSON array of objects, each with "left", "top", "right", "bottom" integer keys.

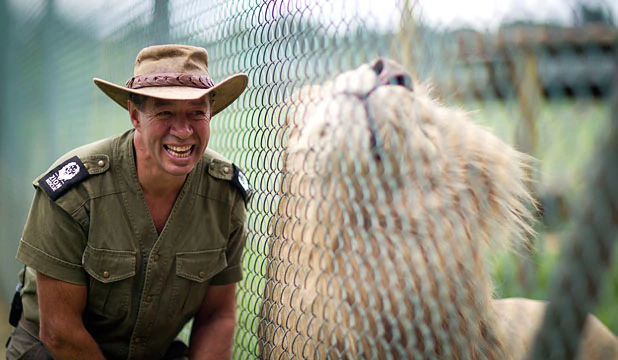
[
  {"left": 169, "top": 249, "right": 228, "bottom": 318},
  {"left": 82, "top": 245, "right": 136, "bottom": 317}
]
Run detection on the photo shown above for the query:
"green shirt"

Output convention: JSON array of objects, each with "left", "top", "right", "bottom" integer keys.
[{"left": 16, "top": 129, "right": 248, "bottom": 359}]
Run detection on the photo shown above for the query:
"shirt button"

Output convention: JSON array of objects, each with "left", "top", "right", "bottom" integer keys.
[
  {"left": 103, "top": 271, "right": 110, "bottom": 278},
  {"left": 98, "top": 160, "right": 105, "bottom": 167},
  {"left": 134, "top": 338, "right": 141, "bottom": 344},
  {"left": 222, "top": 167, "right": 230, "bottom": 174},
  {"left": 146, "top": 296, "right": 153, "bottom": 302},
  {"left": 199, "top": 271, "right": 206, "bottom": 278},
  {"left": 153, "top": 254, "right": 160, "bottom": 261},
  {"left": 84, "top": 163, "right": 90, "bottom": 170}
]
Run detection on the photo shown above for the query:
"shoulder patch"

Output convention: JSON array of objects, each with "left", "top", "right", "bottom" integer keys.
[
  {"left": 230, "top": 165, "right": 253, "bottom": 205},
  {"left": 38, "top": 156, "right": 90, "bottom": 201}
]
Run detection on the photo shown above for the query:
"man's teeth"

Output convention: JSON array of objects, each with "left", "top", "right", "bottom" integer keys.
[
  {"left": 167, "top": 145, "right": 192, "bottom": 152},
  {"left": 165, "top": 145, "right": 193, "bottom": 158}
]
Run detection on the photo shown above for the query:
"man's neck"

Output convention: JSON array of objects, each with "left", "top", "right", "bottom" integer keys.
[
  {"left": 133, "top": 150, "right": 187, "bottom": 235},
  {"left": 136, "top": 162, "right": 187, "bottom": 198}
]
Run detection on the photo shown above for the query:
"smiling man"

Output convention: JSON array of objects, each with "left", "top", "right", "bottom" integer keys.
[{"left": 7, "top": 45, "right": 251, "bottom": 359}]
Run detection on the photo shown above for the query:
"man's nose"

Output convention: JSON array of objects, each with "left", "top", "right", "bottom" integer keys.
[{"left": 170, "top": 117, "right": 193, "bottom": 139}]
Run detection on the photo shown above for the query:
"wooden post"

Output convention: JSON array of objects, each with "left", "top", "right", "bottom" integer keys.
[
  {"left": 512, "top": 44, "right": 542, "bottom": 293},
  {"left": 396, "top": 0, "right": 418, "bottom": 83},
  {"left": 514, "top": 50, "right": 540, "bottom": 159}
]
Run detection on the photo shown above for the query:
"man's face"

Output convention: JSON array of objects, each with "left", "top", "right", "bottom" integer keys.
[{"left": 130, "top": 95, "right": 212, "bottom": 177}]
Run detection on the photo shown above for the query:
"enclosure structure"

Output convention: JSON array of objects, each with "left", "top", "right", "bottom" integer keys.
[{"left": 0, "top": 0, "right": 617, "bottom": 359}]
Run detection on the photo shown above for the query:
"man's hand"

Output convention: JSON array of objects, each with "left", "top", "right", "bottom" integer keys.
[
  {"left": 189, "top": 283, "right": 238, "bottom": 359},
  {"left": 37, "top": 271, "right": 106, "bottom": 359}
]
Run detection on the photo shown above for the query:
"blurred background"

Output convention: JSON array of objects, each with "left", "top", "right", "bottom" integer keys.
[{"left": 0, "top": 0, "right": 616, "bottom": 358}]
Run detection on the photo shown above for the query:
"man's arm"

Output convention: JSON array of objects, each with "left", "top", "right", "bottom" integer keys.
[
  {"left": 189, "top": 283, "right": 238, "bottom": 359},
  {"left": 37, "top": 271, "right": 105, "bottom": 359}
]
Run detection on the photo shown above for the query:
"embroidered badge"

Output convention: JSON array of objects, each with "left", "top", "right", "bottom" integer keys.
[
  {"left": 38, "top": 156, "right": 90, "bottom": 200},
  {"left": 231, "top": 165, "right": 253, "bottom": 205}
]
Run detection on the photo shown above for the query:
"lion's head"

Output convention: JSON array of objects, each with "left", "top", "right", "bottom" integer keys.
[{"left": 261, "top": 58, "right": 536, "bottom": 359}]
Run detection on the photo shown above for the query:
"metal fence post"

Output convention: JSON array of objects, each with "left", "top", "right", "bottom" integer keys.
[{"left": 154, "top": 0, "right": 170, "bottom": 45}]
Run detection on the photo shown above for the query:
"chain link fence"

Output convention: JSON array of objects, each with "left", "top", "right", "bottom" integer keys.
[{"left": 1, "top": 0, "right": 617, "bottom": 358}]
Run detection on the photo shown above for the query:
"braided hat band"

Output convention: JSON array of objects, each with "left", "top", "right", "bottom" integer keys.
[{"left": 126, "top": 73, "right": 215, "bottom": 90}]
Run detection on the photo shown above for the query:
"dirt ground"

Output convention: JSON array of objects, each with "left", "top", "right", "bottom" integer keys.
[{"left": 0, "top": 299, "right": 14, "bottom": 358}]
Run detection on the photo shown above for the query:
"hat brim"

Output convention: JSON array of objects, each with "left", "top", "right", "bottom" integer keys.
[{"left": 93, "top": 73, "right": 248, "bottom": 117}]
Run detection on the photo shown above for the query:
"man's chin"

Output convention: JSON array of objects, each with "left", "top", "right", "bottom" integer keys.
[
  {"left": 161, "top": 162, "right": 197, "bottom": 177},
  {"left": 160, "top": 153, "right": 200, "bottom": 175}
]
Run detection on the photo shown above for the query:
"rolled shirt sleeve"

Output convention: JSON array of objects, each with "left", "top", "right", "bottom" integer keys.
[{"left": 16, "top": 189, "right": 88, "bottom": 285}]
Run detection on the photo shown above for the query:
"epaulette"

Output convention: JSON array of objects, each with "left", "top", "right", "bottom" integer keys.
[
  {"left": 207, "top": 158, "right": 253, "bottom": 205},
  {"left": 36, "top": 155, "right": 110, "bottom": 201}
]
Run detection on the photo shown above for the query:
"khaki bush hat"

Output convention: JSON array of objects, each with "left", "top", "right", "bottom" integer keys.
[{"left": 94, "top": 44, "right": 248, "bottom": 116}]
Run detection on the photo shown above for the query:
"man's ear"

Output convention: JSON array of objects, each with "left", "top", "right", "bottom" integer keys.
[{"left": 128, "top": 101, "right": 141, "bottom": 131}]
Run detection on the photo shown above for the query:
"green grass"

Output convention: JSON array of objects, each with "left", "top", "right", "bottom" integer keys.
[{"left": 470, "top": 98, "right": 610, "bottom": 185}]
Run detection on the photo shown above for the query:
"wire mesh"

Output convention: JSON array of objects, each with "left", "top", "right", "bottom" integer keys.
[{"left": 1, "top": 0, "right": 617, "bottom": 359}]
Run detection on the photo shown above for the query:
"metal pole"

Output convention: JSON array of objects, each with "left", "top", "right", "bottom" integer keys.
[{"left": 153, "top": 0, "right": 170, "bottom": 44}]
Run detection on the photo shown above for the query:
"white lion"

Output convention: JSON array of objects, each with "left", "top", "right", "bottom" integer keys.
[{"left": 258, "top": 58, "right": 618, "bottom": 359}]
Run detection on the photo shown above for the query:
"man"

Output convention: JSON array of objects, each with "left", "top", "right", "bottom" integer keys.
[{"left": 6, "top": 44, "right": 252, "bottom": 359}]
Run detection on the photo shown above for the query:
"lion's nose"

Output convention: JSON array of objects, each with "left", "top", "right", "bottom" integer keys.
[{"left": 371, "top": 58, "right": 413, "bottom": 90}]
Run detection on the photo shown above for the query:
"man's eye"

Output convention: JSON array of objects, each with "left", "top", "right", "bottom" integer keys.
[
  {"left": 157, "top": 111, "right": 172, "bottom": 117},
  {"left": 192, "top": 111, "right": 205, "bottom": 116}
]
